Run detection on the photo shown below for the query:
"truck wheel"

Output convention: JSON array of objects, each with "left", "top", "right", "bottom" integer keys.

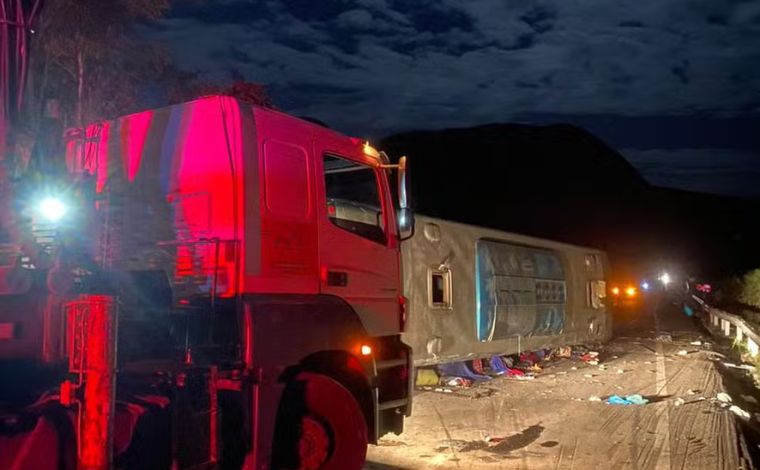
[{"left": 274, "top": 372, "right": 368, "bottom": 470}]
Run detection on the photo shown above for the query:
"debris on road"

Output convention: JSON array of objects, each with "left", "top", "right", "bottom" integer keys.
[
  {"left": 370, "top": 302, "right": 749, "bottom": 469},
  {"left": 512, "top": 374, "right": 535, "bottom": 381},
  {"left": 413, "top": 343, "right": 624, "bottom": 397},
  {"left": 579, "top": 351, "right": 600, "bottom": 365},
  {"left": 504, "top": 367, "right": 527, "bottom": 378},
  {"left": 471, "top": 358, "right": 487, "bottom": 375},
  {"left": 417, "top": 386, "right": 454, "bottom": 394},
  {"left": 524, "top": 363, "right": 543, "bottom": 373},
  {"left": 729, "top": 405, "right": 751, "bottom": 420},
  {"left": 437, "top": 361, "right": 491, "bottom": 383},
  {"left": 677, "top": 350, "right": 689, "bottom": 356},
  {"left": 519, "top": 350, "right": 543, "bottom": 367},
  {"left": 556, "top": 346, "right": 572, "bottom": 358},
  {"left": 416, "top": 368, "right": 439, "bottom": 386},
  {"left": 607, "top": 394, "right": 650, "bottom": 405},
  {"left": 488, "top": 355, "right": 511, "bottom": 375},
  {"left": 414, "top": 343, "right": 611, "bottom": 393},
  {"left": 656, "top": 333, "right": 673, "bottom": 342},
  {"left": 441, "top": 376, "right": 473, "bottom": 388},
  {"left": 625, "top": 395, "right": 649, "bottom": 405},
  {"left": 377, "top": 438, "right": 409, "bottom": 447},
  {"left": 607, "top": 395, "right": 629, "bottom": 405}
]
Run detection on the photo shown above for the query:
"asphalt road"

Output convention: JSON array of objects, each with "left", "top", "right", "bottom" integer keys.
[{"left": 366, "top": 295, "right": 751, "bottom": 469}]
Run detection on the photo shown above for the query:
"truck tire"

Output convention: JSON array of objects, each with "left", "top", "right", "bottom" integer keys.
[{"left": 273, "top": 372, "right": 368, "bottom": 470}]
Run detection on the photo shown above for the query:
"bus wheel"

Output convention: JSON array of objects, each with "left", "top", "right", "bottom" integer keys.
[{"left": 277, "top": 372, "right": 368, "bottom": 470}]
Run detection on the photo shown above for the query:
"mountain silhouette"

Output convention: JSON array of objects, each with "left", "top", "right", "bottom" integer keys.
[{"left": 381, "top": 123, "right": 760, "bottom": 278}]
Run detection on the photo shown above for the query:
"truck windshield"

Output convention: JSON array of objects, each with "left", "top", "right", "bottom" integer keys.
[{"left": 324, "top": 154, "right": 386, "bottom": 244}]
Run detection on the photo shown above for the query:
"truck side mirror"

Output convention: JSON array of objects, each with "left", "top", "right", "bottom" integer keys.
[
  {"left": 398, "top": 207, "right": 414, "bottom": 239},
  {"left": 397, "top": 156, "right": 414, "bottom": 240}
]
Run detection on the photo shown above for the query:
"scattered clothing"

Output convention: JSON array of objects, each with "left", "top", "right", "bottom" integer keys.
[
  {"left": 416, "top": 368, "right": 439, "bottom": 387},
  {"left": 607, "top": 394, "right": 649, "bottom": 405},
  {"left": 437, "top": 361, "right": 491, "bottom": 382}
]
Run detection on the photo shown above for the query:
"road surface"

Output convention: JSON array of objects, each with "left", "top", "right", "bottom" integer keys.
[{"left": 366, "top": 295, "right": 751, "bottom": 469}]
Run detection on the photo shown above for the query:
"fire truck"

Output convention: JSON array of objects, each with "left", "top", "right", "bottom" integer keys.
[{"left": 0, "top": 96, "right": 414, "bottom": 469}]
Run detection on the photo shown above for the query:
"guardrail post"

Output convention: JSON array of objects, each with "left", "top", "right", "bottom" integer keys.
[
  {"left": 700, "top": 301, "right": 760, "bottom": 360},
  {"left": 748, "top": 338, "right": 759, "bottom": 358}
]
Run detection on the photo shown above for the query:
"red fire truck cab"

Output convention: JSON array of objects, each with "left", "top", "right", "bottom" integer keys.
[{"left": 0, "top": 96, "right": 413, "bottom": 469}]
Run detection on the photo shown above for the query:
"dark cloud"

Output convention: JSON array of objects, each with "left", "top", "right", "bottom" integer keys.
[
  {"left": 519, "top": 5, "right": 556, "bottom": 34},
  {"left": 170, "top": 0, "right": 272, "bottom": 25},
  {"left": 671, "top": 62, "right": 690, "bottom": 85},
  {"left": 148, "top": 0, "right": 760, "bottom": 132},
  {"left": 618, "top": 20, "right": 645, "bottom": 28},
  {"left": 142, "top": 0, "right": 760, "bottom": 197},
  {"left": 394, "top": 2, "right": 474, "bottom": 34},
  {"left": 281, "top": 0, "right": 349, "bottom": 22},
  {"left": 623, "top": 148, "right": 760, "bottom": 199}
]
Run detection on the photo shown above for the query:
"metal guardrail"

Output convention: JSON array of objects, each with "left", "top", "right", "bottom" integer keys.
[{"left": 693, "top": 295, "right": 760, "bottom": 358}]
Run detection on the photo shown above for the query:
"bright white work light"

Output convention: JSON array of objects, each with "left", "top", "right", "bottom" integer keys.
[
  {"left": 38, "top": 197, "right": 67, "bottom": 222},
  {"left": 659, "top": 272, "right": 671, "bottom": 286}
]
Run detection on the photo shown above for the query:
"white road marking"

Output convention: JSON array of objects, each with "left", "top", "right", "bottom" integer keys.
[{"left": 653, "top": 300, "right": 673, "bottom": 469}]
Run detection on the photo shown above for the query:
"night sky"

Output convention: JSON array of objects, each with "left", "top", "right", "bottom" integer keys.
[{"left": 143, "top": 0, "right": 760, "bottom": 199}]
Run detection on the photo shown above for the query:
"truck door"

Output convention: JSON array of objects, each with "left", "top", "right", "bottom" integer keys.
[{"left": 316, "top": 149, "right": 400, "bottom": 336}]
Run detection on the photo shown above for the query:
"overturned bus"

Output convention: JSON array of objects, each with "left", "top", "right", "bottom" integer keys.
[{"left": 402, "top": 216, "right": 611, "bottom": 366}]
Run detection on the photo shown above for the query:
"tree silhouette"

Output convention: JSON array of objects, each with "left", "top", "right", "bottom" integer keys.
[{"left": 25, "top": 0, "right": 171, "bottom": 127}]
